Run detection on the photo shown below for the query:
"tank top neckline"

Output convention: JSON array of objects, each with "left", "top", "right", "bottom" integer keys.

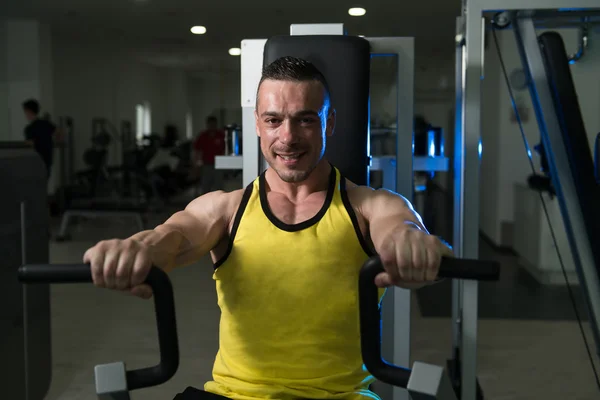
[{"left": 258, "top": 165, "right": 337, "bottom": 232}]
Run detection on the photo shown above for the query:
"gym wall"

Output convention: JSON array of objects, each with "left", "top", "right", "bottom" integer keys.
[
  {"left": 0, "top": 21, "right": 54, "bottom": 143},
  {"left": 50, "top": 32, "right": 244, "bottom": 195},
  {"left": 480, "top": 28, "right": 600, "bottom": 249},
  {"left": 51, "top": 33, "right": 169, "bottom": 184},
  {"left": 188, "top": 69, "right": 243, "bottom": 132}
]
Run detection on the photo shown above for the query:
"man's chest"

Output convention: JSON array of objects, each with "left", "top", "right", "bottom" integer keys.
[
  {"left": 265, "top": 191, "right": 369, "bottom": 237},
  {"left": 267, "top": 193, "right": 325, "bottom": 225}
]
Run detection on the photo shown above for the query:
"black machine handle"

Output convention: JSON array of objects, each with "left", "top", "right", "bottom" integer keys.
[
  {"left": 18, "top": 264, "right": 179, "bottom": 391},
  {"left": 359, "top": 256, "right": 500, "bottom": 388}
]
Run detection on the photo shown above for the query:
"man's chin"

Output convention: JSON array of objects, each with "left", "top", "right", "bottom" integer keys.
[{"left": 270, "top": 167, "right": 308, "bottom": 183}]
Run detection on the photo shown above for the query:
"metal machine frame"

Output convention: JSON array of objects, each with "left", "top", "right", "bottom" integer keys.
[
  {"left": 513, "top": 11, "right": 600, "bottom": 355},
  {"left": 455, "top": 2, "right": 600, "bottom": 400}
]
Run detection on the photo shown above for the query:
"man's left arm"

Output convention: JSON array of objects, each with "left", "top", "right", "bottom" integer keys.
[{"left": 362, "top": 188, "right": 453, "bottom": 290}]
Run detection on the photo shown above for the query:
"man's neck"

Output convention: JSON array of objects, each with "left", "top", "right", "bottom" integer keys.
[{"left": 265, "top": 159, "right": 331, "bottom": 201}]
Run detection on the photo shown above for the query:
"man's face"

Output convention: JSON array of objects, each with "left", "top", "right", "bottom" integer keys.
[
  {"left": 255, "top": 79, "right": 335, "bottom": 183},
  {"left": 24, "top": 110, "right": 35, "bottom": 122},
  {"left": 207, "top": 119, "right": 218, "bottom": 130}
]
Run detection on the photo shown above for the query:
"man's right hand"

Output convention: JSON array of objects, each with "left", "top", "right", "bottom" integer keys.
[{"left": 83, "top": 238, "right": 154, "bottom": 299}]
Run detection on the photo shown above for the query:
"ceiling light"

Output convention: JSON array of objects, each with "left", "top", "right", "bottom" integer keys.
[
  {"left": 190, "top": 26, "right": 206, "bottom": 35},
  {"left": 358, "top": 35, "right": 365, "bottom": 38},
  {"left": 229, "top": 48, "right": 242, "bottom": 56},
  {"left": 348, "top": 7, "right": 366, "bottom": 16}
]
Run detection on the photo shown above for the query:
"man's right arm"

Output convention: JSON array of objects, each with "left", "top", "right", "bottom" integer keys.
[
  {"left": 84, "top": 189, "right": 239, "bottom": 298},
  {"left": 130, "top": 190, "right": 233, "bottom": 272}
]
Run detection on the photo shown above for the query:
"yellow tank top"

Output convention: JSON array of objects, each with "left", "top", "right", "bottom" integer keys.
[{"left": 204, "top": 166, "right": 385, "bottom": 400}]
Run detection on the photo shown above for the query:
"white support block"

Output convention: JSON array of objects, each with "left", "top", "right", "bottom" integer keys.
[
  {"left": 215, "top": 156, "right": 243, "bottom": 170},
  {"left": 241, "top": 39, "right": 267, "bottom": 109},
  {"left": 290, "top": 24, "right": 344, "bottom": 35}
]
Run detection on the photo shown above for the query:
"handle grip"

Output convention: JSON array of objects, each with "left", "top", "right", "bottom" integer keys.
[
  {"left": 359, "top": 256, "right": 500, "bottom": 387},
  {"left": 18, "top": 263, "right": 179, "bottom": 391}
]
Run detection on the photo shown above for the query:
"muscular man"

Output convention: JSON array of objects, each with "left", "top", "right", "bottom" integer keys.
[{"left": 84, "top": 56, "right": 453, "bottom": 400}]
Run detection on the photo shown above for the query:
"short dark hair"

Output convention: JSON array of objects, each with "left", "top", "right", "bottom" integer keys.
[
  {"left": 257, "top": 56, "right": 331, "bottom": 108},
  {"left": 23, "top": 99, "right": 40, "bottom": 115},
  {"left": 206, "top": 115, "right": 218, "bottom": 125}
]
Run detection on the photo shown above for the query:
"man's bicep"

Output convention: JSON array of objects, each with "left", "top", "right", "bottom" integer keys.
[
  {"left": 163, "top": 191, "right": 230, "bottom": 251},
  {"left": 365, "top": 189, "right": 426, "bottom": 233}
]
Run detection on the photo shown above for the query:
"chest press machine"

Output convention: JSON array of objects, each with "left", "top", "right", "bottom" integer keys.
[{"left": 18, "top": 256, "right": 499, "bottom": 400}]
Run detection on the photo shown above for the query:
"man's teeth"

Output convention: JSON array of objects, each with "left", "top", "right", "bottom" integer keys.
[{"left": 279, "top": 154, "right": 300, "bottom": 160}]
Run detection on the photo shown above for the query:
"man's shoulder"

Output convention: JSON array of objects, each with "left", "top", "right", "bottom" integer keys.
[
  {"left": 191, "top": 188, "right": 247, "bottom": 213},
  {"left": 344, "top": 180, "right": 374, "bottom": 198},
  {"left": 344, "top": 181, "right": 411, "bottom": 217},
  {"left": 343, "top": 180, "right": 375, "bottom": 216}
]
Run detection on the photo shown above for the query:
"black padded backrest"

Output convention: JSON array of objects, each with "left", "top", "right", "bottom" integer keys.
[
  {"left": 538, "top": 32, "right": 600, "bottom": 275},
  {"left": 263, "top": 35, "right": 371, "bottom": 185}
]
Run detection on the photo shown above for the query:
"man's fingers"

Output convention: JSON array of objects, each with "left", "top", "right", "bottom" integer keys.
[
  {"left": 397, "top": 240, "right": 412, "bottom": 282},
  {"left": 131, "top": 250, "right": 151, "bottom": 287},
  {"left": 374, "top": 272, "right": 394, "bottom": 288},
  {"left": 425, "top": 248, "right": 440, "bottom": 281},
  {"left": 103, "top": 250, "right": 120, "bottom": 289},
  {"left": 89, "top": 251, "right": 106, "bottom": 288},
  {"left": 411, "top": 240, "right": 427, "bottom": 281},
  {"left": 130, "top": 284, "right": 153, "bottom": 299},
  {"left": 115, "top": 254, "right": 133, "bottom": 290}
]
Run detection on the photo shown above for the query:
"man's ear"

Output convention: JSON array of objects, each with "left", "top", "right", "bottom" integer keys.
[{"left": 326, "top": 108, "right": 336, "bottom": 137}]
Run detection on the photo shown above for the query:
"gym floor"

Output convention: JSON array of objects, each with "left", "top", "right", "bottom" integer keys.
[{"left": 44, "top": 187, "right": 600, "bottom": 400}]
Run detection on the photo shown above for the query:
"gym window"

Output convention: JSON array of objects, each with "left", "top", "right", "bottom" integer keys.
[
  {"left": 186, "top": 110, "right": 193, "bottom": 139},
  {"left": 135, "top": 102, "right": 152, "bottom": 141}
]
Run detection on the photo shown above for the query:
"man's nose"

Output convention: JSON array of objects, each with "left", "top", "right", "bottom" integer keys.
[{"left": 278, "top": 120, "right": 298, "bottom": 145}]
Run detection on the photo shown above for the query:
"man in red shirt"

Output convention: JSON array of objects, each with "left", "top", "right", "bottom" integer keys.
[{"left": 194, "top": 116, "right": 225, "bottom": 194}]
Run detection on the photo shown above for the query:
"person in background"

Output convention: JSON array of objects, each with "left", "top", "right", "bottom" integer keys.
[
  {"left": 147, "top": 124, "right": 180, "bottom": 173},
  {"left": 194, "top": 116, "right": 225, "bottom": 194},
  {"left": 23, "top": 99, "right": 57, "bottom": 180}
]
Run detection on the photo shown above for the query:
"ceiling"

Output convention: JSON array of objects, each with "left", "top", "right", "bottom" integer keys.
[{"left": 1, "top": 0, "right": 463, "bottom": 72}]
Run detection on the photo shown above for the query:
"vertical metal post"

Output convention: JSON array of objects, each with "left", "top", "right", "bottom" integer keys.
[
  {"left": 451, "top": 15, "right": 465, "bottom": 383},
  {"left": 392, "top": 38, "right": 415, "bottom": 400},
  {"left": 240, "top": 39, "right": 267, "bottom": 186},
  {"left": 20, "top": 201, "right": 29, "bottom": 400},
  {"left": 367, "top": 37, "right": 414, "bottom": 400},
  {"left": 455, "top": 7, "right": 484, "bottom": 400}
]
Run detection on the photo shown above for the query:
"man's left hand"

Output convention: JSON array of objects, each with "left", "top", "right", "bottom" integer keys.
[{"left": 375, "top": 226, "right": 454, "bottom": 288}]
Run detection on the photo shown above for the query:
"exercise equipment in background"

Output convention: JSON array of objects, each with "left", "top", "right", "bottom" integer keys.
[
  {"left": 224, "top": 124, "right": 242, "bottom": 156},
  {"left": 55, "top": 117, "right": 151, "bottom": 241},
  {"left": 0, "top": 145, "right": 51, "bottom": 400}
]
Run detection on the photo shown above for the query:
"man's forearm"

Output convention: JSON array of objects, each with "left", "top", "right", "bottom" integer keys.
[{"left": 129, "top": 226, "right": 188, "bottom": 272}]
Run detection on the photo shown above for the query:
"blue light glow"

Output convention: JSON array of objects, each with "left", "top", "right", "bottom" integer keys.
[
  {"left": 478, "top": 138, "right": 483, "bottom": 158},
  {"left": 427, "top": 130, "right": 436, "bottom": 157}
]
